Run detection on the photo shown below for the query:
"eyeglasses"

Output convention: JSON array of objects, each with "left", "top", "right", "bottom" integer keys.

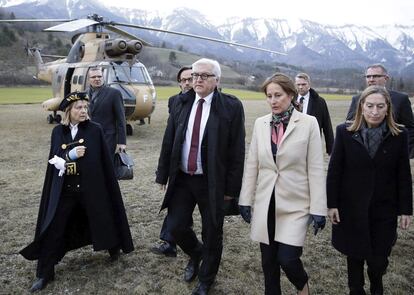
[
  {"left": 90, "top": 75, "right": 103, "bottom": 79},
  {"left": 365, "top": 75, "right": 385, "bottom": 79},
  {"left": 191, "top": 73, "right": 216, "bottom": 80},
  {"left": 179, "top": 78, "right": 192, "bottom": 83}
]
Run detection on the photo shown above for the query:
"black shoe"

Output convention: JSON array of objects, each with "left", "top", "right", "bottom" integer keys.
[
  {"left": 192, "top": 281, "right": 212, "bottom": 295},
  {"left": 370, "top": 283, "right": 383, "bottom": 295},
  {"left": 349, "top": 288, "right": 366, "bottom": 295},
  {"left": 29, "top": 276, "right": 54, "bottom": 293},
  {"left": 184, "top": 257, "right": 201, "bottom": 282},
  {"left": 108, "top": 247, "right": 121, "bottom": 261},
  {"left": 150, "top": 241, "right": 177, "bottom": 257}
]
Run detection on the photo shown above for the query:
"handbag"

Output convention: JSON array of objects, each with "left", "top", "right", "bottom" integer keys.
[{"left": 114, "top": 150, "right": 134, "bottom": 180}]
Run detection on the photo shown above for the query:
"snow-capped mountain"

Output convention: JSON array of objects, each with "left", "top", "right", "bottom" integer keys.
[{"left": 2, "top": 0, "right": 413, "bottom": 72}]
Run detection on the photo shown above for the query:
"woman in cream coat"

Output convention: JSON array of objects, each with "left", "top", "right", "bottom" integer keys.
[{"left": 239, "top": 73, "right": 327, "bottom": 295}]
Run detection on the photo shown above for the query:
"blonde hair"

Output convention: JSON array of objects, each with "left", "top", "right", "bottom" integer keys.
[
  {"left": 347, "top": 85, "right": 402, "bottom": 135},
  {"left": 61, "top": 100, "right": 89, "bottom": 125}
]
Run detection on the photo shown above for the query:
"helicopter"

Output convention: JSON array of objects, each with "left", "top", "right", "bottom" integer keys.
[{"left": 0, "top": 13, "right": 285, "bottom": 135}]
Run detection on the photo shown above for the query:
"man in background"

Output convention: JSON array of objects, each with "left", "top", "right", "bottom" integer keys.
[
  {"left": 346, "top": 64, "right": 414, "bottom": 157},
  {"left": 151, "top": 65, "right": 193, "bottom": 257},
  {"left": 87, "top": 67, "right": 127, "bottom": 154},
  {"left": 295, "top": 72, "right": 334, "bottom": 155}
]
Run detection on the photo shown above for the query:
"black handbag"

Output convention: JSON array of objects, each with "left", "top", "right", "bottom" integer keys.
[{"left": 114, "top": 151, "right": 134, "bottom": 180}]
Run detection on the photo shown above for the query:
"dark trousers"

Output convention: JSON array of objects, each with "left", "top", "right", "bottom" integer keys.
[
  {"left": 159, "top": 210, "right": 194, "bottom": 245},
  {"left": 168, "top": 171, "right": 224, "bottom": 284},
  {"left": 260, "top": 194, "right": 308, "bottom": 295},
  {"left": 347, "top": 256, "right": 388, "bottom": 295}
]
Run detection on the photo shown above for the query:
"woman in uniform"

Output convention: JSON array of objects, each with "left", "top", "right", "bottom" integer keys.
[{"left": 20, "top": 92, "right": 134, "bottom": 292}]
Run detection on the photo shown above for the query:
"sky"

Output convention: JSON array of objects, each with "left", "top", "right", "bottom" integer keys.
[{"left": 102, "top": 0, "right": 413, "bottom": 26}]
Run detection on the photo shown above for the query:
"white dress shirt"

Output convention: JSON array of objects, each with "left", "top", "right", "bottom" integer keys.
[
  {"left": 181, "top": 92, "right": 213, "bottom": 174},
  {"left": 297, "top": 92, "right": 310, "bottom": 114},
  {"left": 70, "top": 123, "right": 79, "bottom": 140}
]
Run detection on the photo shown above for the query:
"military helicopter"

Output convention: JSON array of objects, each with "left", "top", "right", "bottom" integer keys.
[{"left": 0, "top": 13, "right": 284, "bottom": 135}]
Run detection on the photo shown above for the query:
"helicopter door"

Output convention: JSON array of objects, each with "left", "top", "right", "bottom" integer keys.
[
  {"left": 71, "top": 67, "right": 87, "bottom": 92},
  {"left": 64, "top": 67, "right": 75, "bottom": 98}
]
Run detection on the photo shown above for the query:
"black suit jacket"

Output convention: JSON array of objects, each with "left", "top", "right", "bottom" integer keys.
[
  {"left": 156, "top": 88, "right": 245, "bottom": 225},
  {"left": 167, "top": 92, "right": 181, "bottom": 114},
  {"left": 304, "top": 88, "right": 334, "bottom": 154},
  {"left": 89, "top": 86, "right": 127, "bottom": 153},
  {"left": 346, "top": 89, "right": 414, "bottom": 156}
]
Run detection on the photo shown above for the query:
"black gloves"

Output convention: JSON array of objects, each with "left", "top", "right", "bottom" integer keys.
[
  {"left": 239, "top": 205, "right": 251, "bottom": 223},
  {"left": 311, "top": 214, "right": 326, "bottom": 235}
]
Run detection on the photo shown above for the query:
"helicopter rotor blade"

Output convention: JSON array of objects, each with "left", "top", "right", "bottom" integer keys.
[
  {"left": 44, "top": 19, "right": 99, "bottom": 32},
  {"left": 105, "top": 25, "right": 152, "bottom": 46},
  {"left": 0, "top": 19, "right": 73, "bottom": 23},
  {"left": 111, "top": 22, "right": 286, "bottom": 56}
]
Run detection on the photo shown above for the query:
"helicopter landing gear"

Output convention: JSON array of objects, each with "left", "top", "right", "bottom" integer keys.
[
  {"left": 47, "top": 112, "right": 62, "bottom": 124},
  {"left": 126, "top": 123, "right": 133, "bottom": 136}
]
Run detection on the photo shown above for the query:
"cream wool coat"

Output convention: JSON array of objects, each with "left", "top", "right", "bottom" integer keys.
[{"left": 239, "top": 110, "right": 327, "bottom": 246}]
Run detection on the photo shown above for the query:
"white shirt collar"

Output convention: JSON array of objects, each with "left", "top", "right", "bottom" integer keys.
[
  {"left": 69, "top": 122, "right": 79, "bottom": 140},
  {"left": 195, "top": 91, "right": 214, "bottom": 105},
  {"left": 297, "top": 92, "right": 310, "bottom": 101}
]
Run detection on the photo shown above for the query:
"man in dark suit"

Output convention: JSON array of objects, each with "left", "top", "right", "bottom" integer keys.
[
  {"left": 295, "top": 72, "right": 334, "bottom": 155},
  {"left": 151, "top": 65, "right": 193, "bottom": 257},
  {"left": 87, "top": 67, "right": 127, "bottom": 154},
  {"left": 346, "top": 64, "right": 414, "bottom": 157},
  {"left": 156, "top": 58, "right": 245, "bottom": 295}
]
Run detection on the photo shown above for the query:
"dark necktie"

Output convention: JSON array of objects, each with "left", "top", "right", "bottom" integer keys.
[
  {"left": 187, "top": 98, "right": 205, "bottom": 174},
  {"left": 299, "top": 96, "right": 305, "bottom": 112}
]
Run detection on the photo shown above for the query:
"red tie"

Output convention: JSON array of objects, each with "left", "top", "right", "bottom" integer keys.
[{"left": 187, "top": 98, "right": 205, "bottom": 174}]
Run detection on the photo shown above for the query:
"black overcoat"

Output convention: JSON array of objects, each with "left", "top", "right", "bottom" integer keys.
[
  {"left": 156, "top": 88, "right": 245, "bottom": 225},
  {"left": 89, "top": 86, "right": 126, "bottom": 153},
  {"left": 306, "top": 88, "right": 334, "bottom": 154},
  {"left": 20, "top": 120, "right": 134, "bottom": 261},
  {"left": 327, "top": 124, "right": 412, "bottom": 259}
]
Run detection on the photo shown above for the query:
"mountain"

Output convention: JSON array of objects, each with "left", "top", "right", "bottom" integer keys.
[{"left": 2, "top": 0, "right": 414, "bottom": 74}]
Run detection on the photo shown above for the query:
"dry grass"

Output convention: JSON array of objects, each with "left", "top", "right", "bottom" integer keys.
[{"left": 0, "top": 100, "right": 413, "bottom": 294}]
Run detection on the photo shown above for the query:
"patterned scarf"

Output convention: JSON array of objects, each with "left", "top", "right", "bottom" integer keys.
[
  {"left": 360, "top": 120, "right": 387, "bottom": 158},
  {"left": 271, "top": 104, "right": 294, "bottom": 146}
]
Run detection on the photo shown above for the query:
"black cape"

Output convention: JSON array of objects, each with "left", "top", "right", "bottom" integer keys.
[{"left": 20, "top": 120, "right": 134, "bottom": 261}]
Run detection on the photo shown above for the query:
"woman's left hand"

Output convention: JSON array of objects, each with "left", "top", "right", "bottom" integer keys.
[{"left": 400, "top": 215, "right": 412, "bottom": 230}]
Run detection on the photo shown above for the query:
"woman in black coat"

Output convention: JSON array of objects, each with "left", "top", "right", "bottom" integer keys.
[
  {"left": 20, "top": 92, "right": 134, "bottom": 292},
  {"left": 327, "top": 85, "right": 412, "bottom": 295}
]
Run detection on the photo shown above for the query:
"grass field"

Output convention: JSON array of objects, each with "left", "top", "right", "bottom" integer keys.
[
  {"left": 0, "top": 100, "right": 413, "bottom": 294},
  {"left": 0, "top": 86, "right": 352, "bottom": 104}
]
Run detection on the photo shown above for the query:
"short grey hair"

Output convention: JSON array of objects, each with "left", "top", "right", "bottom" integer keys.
[
  {"left": 366, "top": 64, "right": 388, "bottom": 75},
  {"left": 295, "top": 72, "right": 311, "bottom": 83},
  {"left": 192, "top": 58, "right": 221, "bottom": 79}
]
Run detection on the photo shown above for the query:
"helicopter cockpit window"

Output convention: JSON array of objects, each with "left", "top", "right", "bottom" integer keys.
[{"left": 106, "top": 62, "right": 151, "bottom": 84}]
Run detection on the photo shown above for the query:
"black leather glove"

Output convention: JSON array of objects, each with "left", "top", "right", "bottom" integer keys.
[
  {"left": 311, "top": 214, "right": 326, "bottom": 235},
  {"left": 239, "top": 205, "right": 251, "bottom": 224}
]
